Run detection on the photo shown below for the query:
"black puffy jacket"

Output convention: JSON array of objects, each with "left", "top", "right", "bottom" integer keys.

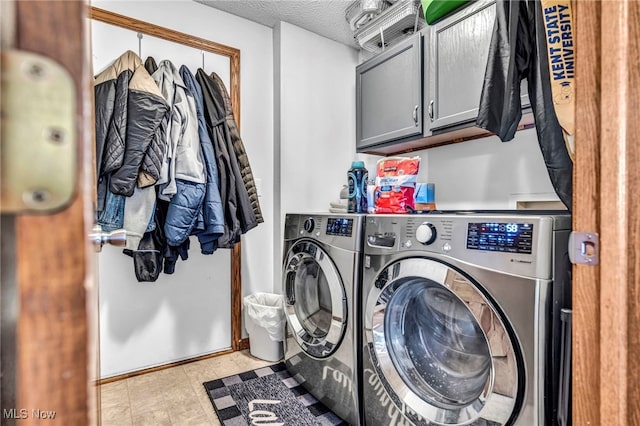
[{"left": 94, "top": 51, "right": 168, "bottom": 200}]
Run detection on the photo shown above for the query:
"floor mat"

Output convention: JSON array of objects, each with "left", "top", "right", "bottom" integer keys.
[{"left": 203, "top": 362, "right": 348, "bottom": 425}]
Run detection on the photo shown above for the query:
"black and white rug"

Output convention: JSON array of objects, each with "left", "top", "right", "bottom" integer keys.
[{"left": 203, "top": 362, "right": 348, "bottom": 425}]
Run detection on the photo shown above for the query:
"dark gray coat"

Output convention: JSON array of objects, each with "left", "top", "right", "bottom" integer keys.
[
  {"left": 196, "top": 69, "right": 258, "bottom": 248},
  {"left": 210, "top": 72, "right": 264, "bottom": 224}
]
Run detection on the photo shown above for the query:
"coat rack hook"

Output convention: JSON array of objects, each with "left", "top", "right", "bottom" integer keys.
[
  {"left": 201, "top": 50, "right": 205, "bottom": 70},
  {"left": 137, "top": 32, "right": 143, "bottom": 58}
]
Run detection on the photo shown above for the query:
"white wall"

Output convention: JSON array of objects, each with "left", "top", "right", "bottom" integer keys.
[
  {"left": 409, "top": 128, "right": 560, "bottom": 210},
  {"left": 92, "top": 0, "right": 274, "bottom": 378},
  {"left": 278, "top": 22, "right": 360, "bottom": 215},
  {"left": 275, "top": 22, "right": 376, "bottom": 289}
]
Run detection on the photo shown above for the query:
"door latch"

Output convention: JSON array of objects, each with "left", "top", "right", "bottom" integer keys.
[
  {"left": 0, "top": 49, "right": 76, "bottom": 213},
  {"left": 568, "top": 232, "right": 599, "bottom": 265},
  {"left": 88, "top": 225, "right": 127, "bottom": 252}
]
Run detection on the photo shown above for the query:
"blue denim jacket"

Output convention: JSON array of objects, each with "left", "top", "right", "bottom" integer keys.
[
  {"left": 97, "top": 181, "right": 155, "bottom": 235},
  {"left": 97, "top": 179, "right": 126, "bottom": 232}
]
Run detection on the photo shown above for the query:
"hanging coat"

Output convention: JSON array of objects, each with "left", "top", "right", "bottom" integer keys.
[
  {"left": 151, "top": 60, "right": 207, "bottom": 247},
  {"left": 144, "top": 56, "right": 158, "bottom": 75},
  {"left": 152, "top": 60, "right": 206, "bottom": 200},
  {"left": 210, "top": 72, "right": 264, "bottom": 224},
  {"left": 180, "top": 65, "right": 225, "bottom": 254},
  {"left": 94, "top": 50, "right": 168, "bottom": 198},
  {"left": 476, "top": 0, "right": 573, "bottom": 210},
  {"left": 94, "top": 50, "right": 168, "bottom": 234},
  {"left": 123, "top": 191, "right": 166, "bottom": 282},
  {"left": 197, "top": 69, "right": 258, "bottom": 248}
]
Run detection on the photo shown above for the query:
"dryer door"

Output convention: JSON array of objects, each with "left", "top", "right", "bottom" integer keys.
[
  {"left": 283, "top": 240, "right": 347, "bottom": 358},
  {"left": 365, "top": 257, "right": 520, "bottom": 425}
]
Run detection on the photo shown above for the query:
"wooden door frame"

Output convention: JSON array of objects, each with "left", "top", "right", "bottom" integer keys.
[
  {"left": 89, "top": 4, "right": 247, "bottom": 358},
  {"left": 574, "top": 0, "right": 640, "bottom": 424},
  {"left": 2, "top": 1, "right": 94, "bottom": 424}
]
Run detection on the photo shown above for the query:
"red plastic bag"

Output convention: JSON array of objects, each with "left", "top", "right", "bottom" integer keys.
[{"left": 374, "top": 157, "right": 421, "bottom": 214}]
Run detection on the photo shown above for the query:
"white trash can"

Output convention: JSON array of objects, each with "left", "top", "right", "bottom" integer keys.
[{"left": 244, "top": 293, "right": 285, "bottom": 362}]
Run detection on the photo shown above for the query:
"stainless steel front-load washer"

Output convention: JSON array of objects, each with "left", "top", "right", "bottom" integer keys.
[
  {"left": 282, "top": 213, "right": 364, "bottom": 425},
  {"left": 361, "top": 212, "right": 571, "bottom": 426}
]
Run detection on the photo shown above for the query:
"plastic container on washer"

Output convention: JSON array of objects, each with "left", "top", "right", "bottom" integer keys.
[{"left": 348, "top": 161, "right": 369, "bottom": 213}]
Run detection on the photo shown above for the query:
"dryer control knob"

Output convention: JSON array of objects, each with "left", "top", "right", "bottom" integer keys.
[
  {"left": 303, "top": 218, "right": 315, "bottom": 233},
  {"left": 416, "top": 222, "right": 437, "bottom": 245}
]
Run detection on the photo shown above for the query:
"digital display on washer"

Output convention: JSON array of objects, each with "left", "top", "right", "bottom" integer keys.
[
  {"left": 466, "top": 222, "right": 533, "bottom": 254},
  {"left": 326, "top": 218, "right": 354, "bottom": 237}
]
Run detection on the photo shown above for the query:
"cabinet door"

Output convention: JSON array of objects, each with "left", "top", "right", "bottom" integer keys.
[
  {"left": 428, "top": 0, "right": 496, "bottom": 130},
  {"left": 356, "top": 33, "right": 423, "bottom": 150}
]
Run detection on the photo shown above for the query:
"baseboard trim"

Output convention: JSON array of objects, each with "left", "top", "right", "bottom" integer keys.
[
  {"left": 95, "top": 348, "right": 235, "bottom": 386},
  {"left": 238, "top": 337, "right": 249, "bottom": 350}
]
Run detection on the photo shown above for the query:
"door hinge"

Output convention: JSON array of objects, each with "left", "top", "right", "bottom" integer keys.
[
  {"left": 0, "top": 49, "right": 76, "bottom": 213},
  {"left": 568, "top": 232, "right": 599, "bottom": 265}
]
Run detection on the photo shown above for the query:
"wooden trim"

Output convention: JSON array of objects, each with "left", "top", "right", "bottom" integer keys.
[
  {"left": 574, "top": 0, "right": 640, "bottom": 424},
  {"left": 88, "top": 6, "right": 244, "bottom": 356},
  {"left": 597, "top": 0, "right": 639, "bottom": 423},
  {"left": 230, "top": 51, "right": 241, "bottom": 129},
  {"left": 573, "top": 1, "right": 601, "bottom": 424},
  {"left": 13, "top": 1, "right": 92, "bottom": 424},
  {"left": 95, "top": 348, "right": 235, "bottom": 385},
  {"left": 97, "top": 338, "right": 249, "bottom": 385},
  {"left": 229, "top": 43, "right": 242, "bottom": 351},
  {"left": 598, "top": 1, "right": 629, "bottom": 422},
  {"left": 232, "top": 243, "right": 244, "bottom": 350},
  {"left": 89, "top": 7, "right": 240, "bottom": 59},
  {"left": 238, "top": 337, "right": 250, "bottom": 351}
]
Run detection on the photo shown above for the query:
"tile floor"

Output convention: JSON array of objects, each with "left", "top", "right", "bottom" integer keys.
[{"left": 100, "top": 350, "right": 275, "bottom": 426}]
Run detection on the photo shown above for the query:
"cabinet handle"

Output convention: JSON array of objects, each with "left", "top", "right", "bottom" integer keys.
[
  {"left": 412, "top": 105, "right": 419, "bottom": 126},
  {"left": 428, "top": 100, "right": 434, "bottom": 121}
]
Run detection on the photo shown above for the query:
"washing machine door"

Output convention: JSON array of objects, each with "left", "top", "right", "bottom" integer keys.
[
  {"left": 283, "top": 240, "right": 347, "bottom": 358},
  {"left": 365, "top": 257, "right": 520, "bottom": 425}
]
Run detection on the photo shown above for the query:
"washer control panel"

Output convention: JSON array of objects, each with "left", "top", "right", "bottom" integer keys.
[
  {"left": 364, "top": 214, "right": 568, "bottom": 278},
  {"left": 466, "top": 222, "right": 534, "bottom": 254},
  {"left": 326, "top": 217, "right": 354, "bottom": 237},
  {"left": 285, "top": 213, "right": 365, "bottom": 253}
]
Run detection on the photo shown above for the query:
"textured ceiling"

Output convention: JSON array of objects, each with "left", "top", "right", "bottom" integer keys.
[{"left": 195, "top": 0, "right": 359, "bottom": 49}]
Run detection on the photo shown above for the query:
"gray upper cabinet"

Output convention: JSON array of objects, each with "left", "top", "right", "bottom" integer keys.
[
  {"left": 357, "top": 0, "right": 532, "bottom": 155},
  {"left": 427, "top": 0, "right": 529, "bottom": 131},
  {"left": 356, "top": 32, "right": 423, "bottom": 151},
  {"left": 427, "top": 0, "right": 496, "bottom": 130}
]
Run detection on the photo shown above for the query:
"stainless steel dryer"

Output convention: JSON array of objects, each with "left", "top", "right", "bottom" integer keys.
[
  {"left": 283, "top": 213, "right": 364, "bottom": 425},
  {"left": 361, "top": 212, "right": 571, "bottom": 426}
]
